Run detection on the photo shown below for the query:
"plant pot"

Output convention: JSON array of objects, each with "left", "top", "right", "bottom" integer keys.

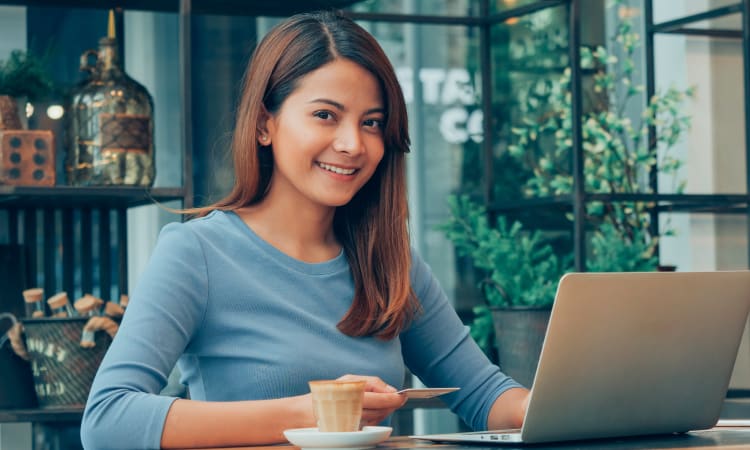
[
  {"left": 0, "top": 95, "right": 25, "bottom": 130},
  {"left": 490, "top": 306, "right": 550, "bottom": 388}
]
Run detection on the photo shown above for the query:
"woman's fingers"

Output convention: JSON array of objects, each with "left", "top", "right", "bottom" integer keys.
[
  {"left": 361, "top": 391, "right": 408, "bottom": 425},
  {"left": 335, "top": 374, "right": 408, "bottom": 426},
  {"left": 337, "top": 374, "right": 397, "bottom": 393}
]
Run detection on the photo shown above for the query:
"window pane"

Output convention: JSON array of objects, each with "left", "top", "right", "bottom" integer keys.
[
  {"left": 490, "top": 0, "right": 548, "bottom": 14},
  {"left": 652, "top": 0, "right": 739, "bottom": 24},
  {"left": 358, "top": 20, "right": 481, "bottom": 313},
  {"left": 653, "top": 30, "right": 746, "bottom": 195},
  {"left": 490, "top": 4, "right": 570, "bottom": 201},
  {"left": 349, "top": 0, "right": 481, "bottom": 17}
]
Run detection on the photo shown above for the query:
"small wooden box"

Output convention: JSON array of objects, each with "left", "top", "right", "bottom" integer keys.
[{"left": 0, "top": 130, "right": 56, "bottom": 186}]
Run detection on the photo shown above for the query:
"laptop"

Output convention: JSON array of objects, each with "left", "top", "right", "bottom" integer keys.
[{"left": 412, "top": 271, "right": 750, "bottom": 445}]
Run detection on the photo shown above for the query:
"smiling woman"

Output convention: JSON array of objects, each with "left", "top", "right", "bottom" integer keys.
[{"left": 80, "top": 10, "right": 529, "bottom": 450}]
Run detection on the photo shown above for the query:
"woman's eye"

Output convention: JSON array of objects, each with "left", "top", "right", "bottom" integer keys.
[
  {"left": 314, "top": 111, "right": 334, "bottom": 120},
  {"left": 363, "top": 118, "right": 384, "bottom": 130}
]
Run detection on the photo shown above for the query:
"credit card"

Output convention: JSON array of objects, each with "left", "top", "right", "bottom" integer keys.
[{"left": 396, "top": 387, "right": 460, "bottom": 398}]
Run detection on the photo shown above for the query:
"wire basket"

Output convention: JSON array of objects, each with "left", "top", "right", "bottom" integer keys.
[
  {"left": 21, "top": 316, "right": 112, "bottom": 408},
  {"left": 0, "top": 313, "right": 38, "bottom": 409}
]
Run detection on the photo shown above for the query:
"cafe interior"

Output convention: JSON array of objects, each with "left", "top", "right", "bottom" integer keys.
[{"left": 1, "top": 0, "right": 749, "bottom": 448}]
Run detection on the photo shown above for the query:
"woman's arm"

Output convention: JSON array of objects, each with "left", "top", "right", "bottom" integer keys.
[
  {"left": 487, "top": 387, "right": 530, "bottom": 430},
  {"left": 160, "top": 396, "right": 312, "bottom": 448},
  {"left": 400, "top": 252, "right": 527, "bottom": 431},
  {"left": 160, "top": 375, "right": 406, "bottom": 448}
]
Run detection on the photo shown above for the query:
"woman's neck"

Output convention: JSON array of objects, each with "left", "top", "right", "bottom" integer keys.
[{"left": 236, "top": 196, "right": 341, "bottom": 263}]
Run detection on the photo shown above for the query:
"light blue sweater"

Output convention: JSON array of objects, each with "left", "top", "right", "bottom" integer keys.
[{"left": 81, "top": 210, "right": 521, "bottom": 449}]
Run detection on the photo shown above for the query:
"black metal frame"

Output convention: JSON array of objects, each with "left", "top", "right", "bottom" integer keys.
[{"left": 477, "top": 0, "right": 750, "bottom": 271}]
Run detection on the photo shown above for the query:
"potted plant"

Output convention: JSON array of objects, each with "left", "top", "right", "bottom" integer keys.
[
  {"left": 0, "top": 49, "right": 54, "bottom": 130},
  {"left": 439, "top": 194, "right": 570, "bottom": 387}
]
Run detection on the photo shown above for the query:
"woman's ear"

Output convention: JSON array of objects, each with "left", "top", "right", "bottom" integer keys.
[{"left": 257, "top": 106, "right": 272, "bottom": 146}]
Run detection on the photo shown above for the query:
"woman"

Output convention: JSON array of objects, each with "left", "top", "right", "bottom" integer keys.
[{"left": 81, "top": 10, "right": 529, "bottom": 450}]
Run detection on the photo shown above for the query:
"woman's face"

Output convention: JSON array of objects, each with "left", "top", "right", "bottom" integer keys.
[{"left": 261, "top": 58, "right": 385, "bottom": 211}]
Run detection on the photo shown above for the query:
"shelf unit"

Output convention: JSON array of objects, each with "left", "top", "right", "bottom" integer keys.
[{"left": 0, "top": 0, "right": 360, "bottom": 447}]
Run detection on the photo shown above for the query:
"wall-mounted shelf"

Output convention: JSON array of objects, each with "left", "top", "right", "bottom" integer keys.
[{"left": 0, "top": 186, "right": 185, "bottom": 208}]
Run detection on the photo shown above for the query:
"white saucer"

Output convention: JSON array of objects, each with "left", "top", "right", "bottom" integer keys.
[{"left": 283, "top": 426, "right": 392, "bottom": 449}]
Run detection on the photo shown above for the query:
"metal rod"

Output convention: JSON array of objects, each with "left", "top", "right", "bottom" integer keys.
[
  {"left": 62, "top": 208, "right": 75, "bottom": 299},
  {"left": 658, "top": 28, "right": 741, "bottom": 39},
  {"left": 43, "top": 208, "right": 55, "bottom": 296},
  {"left": 480, "top": 0, "right": 493, "bottom": 205},
  {"left": 99, "top": 207, "right": 111, "bottom": 301},
  {"left": 8, "top": 208, "right": 18, "bottom": 244},
  {"left": 117, "top": 208, "right": 128, "bottom": 297},
  {"left": 22, "top": 209, "right": 37, "bottom": 288},
  {"left": 743, "top": 0, "right": 750, "bottom": 267},
  {"left": 569, "top": 0, "right": 585, "bottom": 271},
  {"left": 644, "top": 0, "right": 660, "bottom": 258},
  {"left": 81, "top": 208, "right": 92, "bottom": 295},
  {"left": 180, "top": 0, "right": 194, "bottom": 209}
]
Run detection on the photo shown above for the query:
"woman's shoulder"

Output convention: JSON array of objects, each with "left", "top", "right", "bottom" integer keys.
[
  {"left": 161, "top": 209, "right": 237, "bottom": 236},
  {"left": 154, "top": 210, "right": 243, "bottom": 252}
]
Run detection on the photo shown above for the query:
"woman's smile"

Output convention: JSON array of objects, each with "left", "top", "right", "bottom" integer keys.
[{"left": 316, "top": 161, "right": 358, "bottom": 176}]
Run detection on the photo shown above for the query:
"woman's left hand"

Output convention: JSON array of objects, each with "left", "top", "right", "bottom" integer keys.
[{"left": 336, "top": 374, "right": 408, "bottom": 426}]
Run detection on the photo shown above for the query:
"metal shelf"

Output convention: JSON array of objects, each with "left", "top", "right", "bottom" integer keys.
[
  {"left": 0, "top": 406, "right": 83, "bottom": 423},
  {"left": 0, "top": 186, "right": 185, "bottom": 208}
]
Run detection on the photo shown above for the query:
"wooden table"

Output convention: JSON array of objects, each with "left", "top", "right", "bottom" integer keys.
[{"left": 187, "top": 429, "right": 750, "bottom": 450}]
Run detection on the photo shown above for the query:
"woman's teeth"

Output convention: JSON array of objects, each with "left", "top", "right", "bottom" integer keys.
[{"left": 317, "top": 162, "right": 356, "bottom": 175}]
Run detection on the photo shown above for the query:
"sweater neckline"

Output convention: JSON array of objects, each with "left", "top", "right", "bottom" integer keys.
[{"left": 224, "top": 210, "right": 348, "bottom": 276}]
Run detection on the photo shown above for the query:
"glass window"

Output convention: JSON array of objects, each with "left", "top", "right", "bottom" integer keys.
[
  {"left": 653, "top": 27, "right": 745, "bottom": 195},
  {"left": 652, "top": 0, "right": 739, "bottom": 24},
  {"left": 490, "top": 0, "right": 547, "bottom": 14},
  {"left": 358, "top": 20, "right": 482, "bottom": 314},
  {"left": 349, "top": 0, "right": 481, "bottom": 17},
  {"left": 490, "top": 4, "right": 570, "bottom": 202}
]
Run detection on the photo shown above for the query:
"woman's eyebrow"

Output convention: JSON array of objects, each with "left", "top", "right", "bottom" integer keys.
[{"left": 308, "top": 98, "right": 384, "bottom": 115}]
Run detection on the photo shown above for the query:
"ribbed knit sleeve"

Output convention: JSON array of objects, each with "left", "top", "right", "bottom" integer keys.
[
  {"left": 80, "top": 222, "right": 208, "bottom": 450},
  {"left": 401, "top": 253, "right": 523, "bottom": 430}
]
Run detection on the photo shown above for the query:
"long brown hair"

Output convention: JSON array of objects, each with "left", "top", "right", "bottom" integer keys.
[{"left": 189, "top": 11, "right": 418, "bottom": 339}]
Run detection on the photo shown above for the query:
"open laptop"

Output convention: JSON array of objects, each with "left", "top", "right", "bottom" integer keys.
[{"left": 412, "top": 271, "right": 750, "bottom": 445}]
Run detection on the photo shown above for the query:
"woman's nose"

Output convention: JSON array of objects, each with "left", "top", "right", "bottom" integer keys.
[{"left": 332, "top": 123, "right": 364, "bottom": 155}]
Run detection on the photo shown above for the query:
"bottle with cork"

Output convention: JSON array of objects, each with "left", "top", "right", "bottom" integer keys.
[
  {"left": 74, "top": 294, "right": 103, "bottom": 317},
  {"left": 22, "top": 288, "right": 46, "bottom": 318},
  {"left": 47, "top": 292, "right": 76, "bottom": 318}
]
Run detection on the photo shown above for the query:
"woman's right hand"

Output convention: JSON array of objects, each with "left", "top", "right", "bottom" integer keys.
[{"left": 336, "top": 374, "right": 407, "bottom": 426}]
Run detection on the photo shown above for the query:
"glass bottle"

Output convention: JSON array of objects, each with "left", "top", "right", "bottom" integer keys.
[
  {"left": 47, "top": 292, "right": 76, "bottom": 318},
  {"left": 74, "top": 294, "right": 100, "bottom": 317},
  {"left": 22, "top": 288, "right": 46, "bottom": 318},
  {"left": 66, "top": 10, "right": 155, "bottom": 186}
]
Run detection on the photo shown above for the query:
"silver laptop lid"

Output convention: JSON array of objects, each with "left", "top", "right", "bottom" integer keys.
[{"left": 521, "top": 271, "right": 750, "bottom": 444}]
